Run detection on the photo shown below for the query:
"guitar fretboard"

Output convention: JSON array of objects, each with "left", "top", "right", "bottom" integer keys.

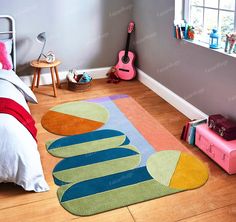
[{"left": 124, "top": 33, "right": 131, "bottom": 61}]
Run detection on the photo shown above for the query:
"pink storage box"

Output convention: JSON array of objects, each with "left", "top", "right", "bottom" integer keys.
[{"left": 195, "top": 123, "right": 236, "bottom": 174}]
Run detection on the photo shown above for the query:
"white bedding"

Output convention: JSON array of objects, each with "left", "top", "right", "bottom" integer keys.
[{"left": 0, "top": 70, "right": 49, "bottom": 192}]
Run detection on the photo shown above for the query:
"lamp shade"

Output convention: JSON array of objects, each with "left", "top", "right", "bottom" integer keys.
[
  {"left": 37, "top": 32, "right": 46, "bottom": 43},
  {"left": 37, "top": 32, "right": 47, "bottom": 61}
]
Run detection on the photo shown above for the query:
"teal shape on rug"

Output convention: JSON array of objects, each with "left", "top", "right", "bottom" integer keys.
[
  {"left": 46, "top": 129, "right": 130, "bottom": 158},
  {"left": 53, "top": 145, "right": 141, "bottom": 185},
  {"left": 57, "top": 166, "right": 181, "bottom": 216}
]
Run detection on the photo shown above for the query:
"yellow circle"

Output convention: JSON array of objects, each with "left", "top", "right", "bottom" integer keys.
[{"left": 147, "top": 150, "right": 209, "bottom": 190}]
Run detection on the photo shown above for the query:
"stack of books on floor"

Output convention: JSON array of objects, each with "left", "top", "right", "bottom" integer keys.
[{"left": 181, "top": 119, "right": 207, "bottom": 145}]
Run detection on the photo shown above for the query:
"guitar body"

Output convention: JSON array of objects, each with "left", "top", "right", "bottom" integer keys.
[
  {"left": 115, "top": 50, "right": 136, "bottom": 80},
  {"left": 115, "top": 21, "right": 136, "bottom": 80}
]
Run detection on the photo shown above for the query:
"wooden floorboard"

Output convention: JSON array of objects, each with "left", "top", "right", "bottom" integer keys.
[
  {"left": 177, "top": 204, "right": 236, "bottom": 222},
  {"left": 0, "top": 79, "right": 235, "bottom": 222}
]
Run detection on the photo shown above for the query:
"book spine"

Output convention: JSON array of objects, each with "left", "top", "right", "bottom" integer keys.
[
  {"left": 183, "top": 122, "right": 190, "bottom": 141},
  {"left": 181, "top": 125, "right": 186, "bottom": 140},
  {"left": 189, "top": 119, "right": 207, "bottom": 145},
  {"left": 175, "top": 25, "right": 180, "bottom": 39},
  {"left": 173, "top": 25, "right": 177, "bottom": 38},
  {"left": 189, "top": 127, "right": 196, "bottom": 145},
  {"left": 184, "top": 24, "right": 188, "bottom": 39},
  {"left": 187, "top": 125, "right": 193, "bottom": 143},
  {"left": 225, "top": 35, "right": 229, "bottom": 52},
  {"left": 179, "top": 28, "right": 183, "bottom": 39}
]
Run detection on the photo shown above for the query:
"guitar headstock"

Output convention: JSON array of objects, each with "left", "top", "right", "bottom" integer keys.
[{"left": 128, "top": 21, "right": 135, "bottom": 34}]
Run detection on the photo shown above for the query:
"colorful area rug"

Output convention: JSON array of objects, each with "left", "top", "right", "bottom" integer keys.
[{"left": 43, "top": 95, "right": 209, "bottom": 216}]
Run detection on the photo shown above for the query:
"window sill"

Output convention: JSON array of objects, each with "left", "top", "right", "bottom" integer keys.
[{"left": 183, "top": 39, "right": 236, "bottom": 59}]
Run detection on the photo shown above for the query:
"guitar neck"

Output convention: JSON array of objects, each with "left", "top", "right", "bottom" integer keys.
[{"left": 124, "top": 33, "right": 131, "bottom": 59}]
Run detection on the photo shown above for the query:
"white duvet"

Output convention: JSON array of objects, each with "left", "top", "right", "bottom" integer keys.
[{"left": 0, "top": 69, "right": 49, "bottom": 192}]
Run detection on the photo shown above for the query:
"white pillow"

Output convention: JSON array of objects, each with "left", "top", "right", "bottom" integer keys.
[{"left": 0, "top": 69, "right": 38, "bottom": 104}]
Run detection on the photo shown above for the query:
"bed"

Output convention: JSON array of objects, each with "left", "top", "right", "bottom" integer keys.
[{"left": 0, "top": 15, "right": 49, "bottom": 192}]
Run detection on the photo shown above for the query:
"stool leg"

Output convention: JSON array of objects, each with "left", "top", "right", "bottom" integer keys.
[
  {"left": 36, "top": 68, "right": 41, "bottom": 88},
  {"left": 50, "top": 67, "right": 57, "bottom": 97},
  {"left": 31, "top": 68, "right": 38, "bottom": 91},
  {"left": 54, "top": 66, "right": 61, "bottom": 88}
]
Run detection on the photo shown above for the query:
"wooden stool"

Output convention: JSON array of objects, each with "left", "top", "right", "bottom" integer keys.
[{"left": 30, "top": 59, "right": 61, "bottom": 97}]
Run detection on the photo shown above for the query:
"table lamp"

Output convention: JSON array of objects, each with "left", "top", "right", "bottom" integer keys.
[{"left": 37, "top": 32, "right": 46, "bottom": 61}]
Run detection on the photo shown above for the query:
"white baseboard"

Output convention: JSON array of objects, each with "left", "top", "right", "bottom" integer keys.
[
  {"left": 20, "top": 67, "right": 111, "bottom": 87},
  {"left": 137, "top": 68, "right": 208, "bottom": 120},
  {"left": 20, "top": 65, "right": 207, "bottom": 119}
]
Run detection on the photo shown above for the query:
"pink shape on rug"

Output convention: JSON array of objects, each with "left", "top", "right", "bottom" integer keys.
[
  {"left": 0, "top": 42, "right": 12, "bottom": 70},
  {"left": 114, "top": 97, "right": 188, "bottom": 152}
]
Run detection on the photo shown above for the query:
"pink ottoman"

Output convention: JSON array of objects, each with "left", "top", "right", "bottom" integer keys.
[{"left": 196, "top": 124, "right": 236, "bottom": 174}]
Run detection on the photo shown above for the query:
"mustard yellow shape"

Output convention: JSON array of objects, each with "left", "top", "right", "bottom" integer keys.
[{"left": 169, "top": 153, "right": 209, "bottom": 190}]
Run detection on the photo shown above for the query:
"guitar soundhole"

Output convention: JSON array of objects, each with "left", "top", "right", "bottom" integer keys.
[{"left": 122, "top": 56, "right": 130, "bottom": 64}]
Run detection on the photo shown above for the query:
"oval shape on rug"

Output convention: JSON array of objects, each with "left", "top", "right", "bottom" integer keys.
[
  {"left": 41, "top": 101, "right": 109, "bottom": 136},
  {"left": 46, "top": 129, "right": 130, "bottom": 158},
  {"left": 53, "top": 145, "right": 141, "bottom": 185},
  {"left": 146, "top": 150, "right": 209, "bottom": 190},
  {"left": 57, "top": 166, "right": 180, "bottom": 216}
]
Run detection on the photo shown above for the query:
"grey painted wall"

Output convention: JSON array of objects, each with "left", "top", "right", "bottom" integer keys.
[
  {"left": 0, "top": 0, "right": 133, "bottom": 75},
  {"left": 133, "top": 0, "right": 236, "bottom": 119},
  {"left": 1, "top": 0, "right": 236, "bottom": 119}
]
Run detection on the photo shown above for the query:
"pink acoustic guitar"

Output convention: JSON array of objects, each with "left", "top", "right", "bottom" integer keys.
[{"left": 115, "top": 21, "right": 136, "bottom": 80}]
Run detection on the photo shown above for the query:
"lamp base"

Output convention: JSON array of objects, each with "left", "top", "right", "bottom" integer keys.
[{"left": 37, "top": 53, "right": 46, "bottom": 61}]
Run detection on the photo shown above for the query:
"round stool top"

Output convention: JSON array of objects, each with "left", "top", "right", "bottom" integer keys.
[{"left": 30, "top": 59, "right": 61, "bottom": 68}]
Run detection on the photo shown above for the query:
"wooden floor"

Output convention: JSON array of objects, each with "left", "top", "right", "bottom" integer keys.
[{"left": 0, "top": 79, "right": 236, "bottom": 222}]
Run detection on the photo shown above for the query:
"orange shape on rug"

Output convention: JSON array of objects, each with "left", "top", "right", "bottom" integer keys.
[
  {"left": 169, "top": 152, "right": 209, "bottom": 190},
  {"left": 41, "top": 110, "right": 104, "bottom": 136}
]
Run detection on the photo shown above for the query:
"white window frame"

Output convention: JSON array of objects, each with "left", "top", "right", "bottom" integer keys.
[{"left": 184, "top": 0, "right": 236, "bottom": 40}]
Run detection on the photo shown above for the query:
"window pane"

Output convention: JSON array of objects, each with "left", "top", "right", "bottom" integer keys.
[
  {"left": 190, "top": 6, "right": 204, "bottom": 35},
  {"left": 205, "top": 0, "right": 219, "bottom": 8},
  {"left": 204, "top": 8, "right": 218, "bottom": 33},
  {"left": 220, "top": 0, "right": 235, "bottom": 10},
  {"left": 175, "top": 0, "right": 183, "bottom": 20},
  {"left": 190, "top": 0, "right": 203, "bottom": 6},
  {"left": 219, "top": 11, "right": 234, "bottom": 40}
]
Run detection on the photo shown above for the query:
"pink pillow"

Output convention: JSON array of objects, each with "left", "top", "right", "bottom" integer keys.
[{"left": 0, "top": 42, "right": 13, "bottom": 70}]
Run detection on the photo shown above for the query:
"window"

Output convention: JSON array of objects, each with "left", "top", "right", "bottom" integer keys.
[{"left": 185, "top": 0, "right": 236, "bottom": 43}]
